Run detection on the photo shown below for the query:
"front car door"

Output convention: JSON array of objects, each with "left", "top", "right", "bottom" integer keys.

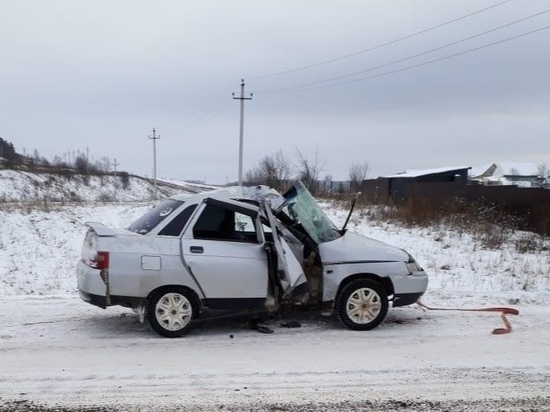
[{"left": 262, "top": 200, "right": 307, "bottom": 296}]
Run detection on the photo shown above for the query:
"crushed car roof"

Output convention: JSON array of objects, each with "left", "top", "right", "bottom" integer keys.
[{"left": 169, "top": 185, "right": 282, "bottom": 204}]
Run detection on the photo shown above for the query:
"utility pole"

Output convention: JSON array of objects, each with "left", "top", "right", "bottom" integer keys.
[
  {"left": 148, "top": 127, "right": 160, "bottom": 199},
  {"left": 86, "top": 146, "right": 90, "bottom": 174},
  {"left": 232, "top": 79, "right": 252, "bottom": 186},
  {"left": 112, "top": 158, "right": 120, "bottom": 199},
  {"left": 112, "top": 157, "right": 120, "bottom": 178}
]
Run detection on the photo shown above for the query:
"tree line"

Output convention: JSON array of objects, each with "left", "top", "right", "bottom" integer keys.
[
  {"left": 0, "top": 137, "right": 112, "bottom": 174},
  {"left": 244, "top": 149, "right": 369, "bottom": 195},
  {"left": 2, "top": 136, "right": 369, "bottom": 194}
]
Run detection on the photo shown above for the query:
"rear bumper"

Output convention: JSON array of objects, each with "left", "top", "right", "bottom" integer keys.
[
  {"left": 79, "top": 290, "right": 144, "bottom": 309},
  {"left": 79, "top": 290, "right": 107, "bottom": 309},
  {"left": 77, "top": 260, "right": 144, "bottom": 309},
  {"left": 77, "top": 260, "right": 106, "bottom": 297}
]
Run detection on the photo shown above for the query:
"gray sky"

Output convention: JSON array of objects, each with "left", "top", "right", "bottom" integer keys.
[{"left": 1, "top": 0, "right": 549, "bottom": 184}]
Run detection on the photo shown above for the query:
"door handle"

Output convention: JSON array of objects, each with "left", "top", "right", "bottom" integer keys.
[{"left": 190, "top": 246, "right": 204, "bottom": 254}]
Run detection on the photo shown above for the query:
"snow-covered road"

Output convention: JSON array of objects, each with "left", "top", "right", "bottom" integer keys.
[{"left": 1, "top": 296, "right": 549, "bottom": 411}]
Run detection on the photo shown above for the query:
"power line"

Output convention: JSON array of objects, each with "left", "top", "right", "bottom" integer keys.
[
  {"left": 252, "top": 0, "right": 515, "bottom": 79},
  {"left": 159, "top": 92, "right": 232, "bottom": 137},
  {"left": 257, "top": 8, "right": 550, "bottom": 94},
  {"left": 181, "top": 99, "right": 233, "bottom": 133},
  {"left": 180, "top": 95, "right": 230, "bottom": 130},
  {"left": 260, "top": 23, "right": 550, "bottom": 95}
]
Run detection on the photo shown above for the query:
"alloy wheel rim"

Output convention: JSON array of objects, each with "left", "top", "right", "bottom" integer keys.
[
  {"left": 155, "top": 293, "right": 192, "bottom": 331},
  {"left": 346, "top": 287, "right": 382, "bottom": 324}
]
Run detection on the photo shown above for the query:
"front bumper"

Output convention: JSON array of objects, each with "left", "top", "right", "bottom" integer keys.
[
  {"left": 393, "top": 291, "right": 425, "bottom": 307},
  {"left": 392, "top": 269, "right": 428, "bottom": 295}
]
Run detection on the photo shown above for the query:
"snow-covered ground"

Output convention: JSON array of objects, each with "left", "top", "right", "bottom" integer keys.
[
  {"left": 0, "top": 202, "right": 151, "bottom": 296},
  {"left": 324, "top": 202, "right": 550, "bottom": 307},
  {"left": 2, "top": 199, "right": 548, "bottom": 303},
  {"left": 1, "top": 177, "right": 549, "bottom": 411},
  {"left": 1, "top": 296, "right": 549, "bottom": 411}
]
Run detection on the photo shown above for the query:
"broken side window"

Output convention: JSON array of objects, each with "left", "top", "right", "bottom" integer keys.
[
  {"left": 193, "top": 204, "right": 259, "bottom": 243},
  {"left": 158, "top": 204, "right": 197, "bottom": 237},
  {"left": 128, "top": 199, "right": 185, "bottom": 235}
]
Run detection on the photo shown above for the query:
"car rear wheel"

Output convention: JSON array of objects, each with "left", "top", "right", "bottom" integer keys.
[
  {"left": 336, "top": 278, "right": 389, "bottom": 331},
  {"left": 147, "top": 288, "right": 196, "bottom": 338}
]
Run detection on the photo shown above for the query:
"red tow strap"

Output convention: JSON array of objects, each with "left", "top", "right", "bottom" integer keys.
[{"left": 416, "top": 300, "right": 520, "bottom": 335}]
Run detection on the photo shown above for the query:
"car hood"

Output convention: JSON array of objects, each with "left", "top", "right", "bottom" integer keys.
[{"left": 318, "top": 231, "right": 409, "bottom": 264}]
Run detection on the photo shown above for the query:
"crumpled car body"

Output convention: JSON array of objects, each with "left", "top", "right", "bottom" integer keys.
[{"left": 77, "top": 182, "right": 428, "bottom": 337}]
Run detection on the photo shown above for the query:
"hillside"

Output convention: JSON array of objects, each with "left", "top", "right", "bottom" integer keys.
[{"left": 0, "top": 169, "right": 215, "bottom": 202}]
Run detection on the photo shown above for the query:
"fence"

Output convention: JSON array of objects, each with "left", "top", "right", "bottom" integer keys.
[{"left": 360, "top": 179, "right": 550, "bottom": 235}]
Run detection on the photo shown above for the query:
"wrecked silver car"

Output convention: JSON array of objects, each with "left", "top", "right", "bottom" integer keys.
[{"left": 77, "top": 182, "right": 428, "bottom": 337}]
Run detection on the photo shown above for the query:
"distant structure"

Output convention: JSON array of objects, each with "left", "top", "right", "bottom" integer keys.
[
  {"left": 470, "top": 162, "right": 542, "bottom": 187},
  {"left": 358, "top": 163, "right": 550, "bottom": 236},
  {"left": 363, "top": 166, "right": 470, "bottom": 202}
]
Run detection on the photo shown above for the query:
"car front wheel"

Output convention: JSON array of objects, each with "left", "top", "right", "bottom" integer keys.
[
  {"left": 147, "top": 288, "right": 196, "bottom": 338},
  {"left": 336, "top": 278, "right": 389, "bottom": 331}
]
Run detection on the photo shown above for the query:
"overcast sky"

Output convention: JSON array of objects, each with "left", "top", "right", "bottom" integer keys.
[{"left": 1, "top": 0, "right": 549, "bottom": 183}]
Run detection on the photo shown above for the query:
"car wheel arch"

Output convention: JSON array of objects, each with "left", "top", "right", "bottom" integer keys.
[
  {"left": 335, "top": 277, "right": 390, "bottom": 331},
  {"left": 146, "top": 285, "right": 202, "bottom": 317},
  {"left": 334, "top": 273, "right": 394, "bottom": 308},
  {"left": 146, "top": 285, "right": 203, "bottom": 338}
]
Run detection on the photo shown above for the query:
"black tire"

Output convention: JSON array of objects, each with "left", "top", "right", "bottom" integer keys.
[
  {"left": 147, "top": 287, "right": 198, "bottom": 338},
  {"left": 336, "top": 278, "right": 389, "bottom": 331}
]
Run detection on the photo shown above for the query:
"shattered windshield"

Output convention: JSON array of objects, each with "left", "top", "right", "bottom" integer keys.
[
  {"left": 281, "top": 182, "right": 341, "bottom": 244},
  {"left": 128, "top": 199, "right": 184, "bottom": 234}
]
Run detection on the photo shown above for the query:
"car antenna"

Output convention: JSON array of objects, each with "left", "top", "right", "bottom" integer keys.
[{"left": 341, "top": 192, "right": 361, "bottom": 233}]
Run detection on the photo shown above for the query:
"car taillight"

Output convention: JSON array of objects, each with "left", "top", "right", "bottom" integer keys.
[{"left": 89, "top": 251, "right": 110, "bottom": 270}]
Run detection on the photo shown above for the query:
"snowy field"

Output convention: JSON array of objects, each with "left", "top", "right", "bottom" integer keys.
[{"left": 1, "top": 187, "right": 550, "bottom": 411}]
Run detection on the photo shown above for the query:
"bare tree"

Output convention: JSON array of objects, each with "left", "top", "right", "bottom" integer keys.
[
  {"left": 295, "top": 149, "right": 325, "bottom": 195},
  {"left": 244, "top": 150, "right": 292, "bottom": 191},
  {"left": 322, "top": 174, "right": 333, "bottom": 195},
  {"left": 97, "top": 156, "right": 111, "bottom": 173},
  {"left": 75, "top": 154, "right": 89, "bottom": 173},
  {"left": 348, "top": 161, "right": 370, "bottom": 193},
  {"left": 537, "top": 163, "right": 548, "bottom": 178},
  {"left": 537, "top": 163, "right": 548, "bottom": 187}
]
